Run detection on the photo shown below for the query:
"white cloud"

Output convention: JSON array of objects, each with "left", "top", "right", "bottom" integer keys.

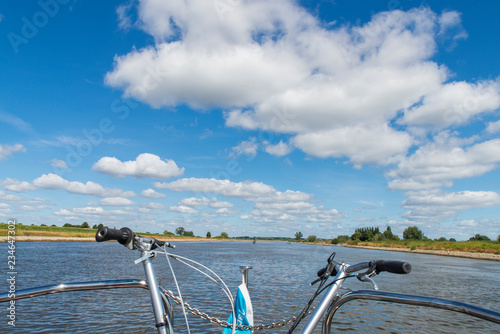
[
  {"left": 292, "top": 125, "right": 413, "bottom": 167},
  {"left": 401, "top": 80, "right": 500, "bottom": 127},
  {"left": 105, "top": 3, "right": 495, "bottom": 167},
  {"left": 145, "top": 202, "right": 167, "bottom": 210},
  {"left": 51, "top": 159, "right": 68, "bottom": 168},
  {"left": 486, "top": 120, "right": 500, "bottom": 133},
  {"left": 232, "top": 139, "right": 258, "bottom": 157},
  {"left": 402, "top": 190, "right": 500, "bottom": 221},
  {"left": 0, "top": 178, "right": 36, "bottom": 192},
  {"left": 100, "top": 197, "right": 136, "bottom": 206},
  {"left": 92, "top": 153, "right": 184, "bottom": 179},
  {"left": 155, "top": 177, "right": 277, "bottom": 199},
  {"left": 169, "top": 205, "right": 199, "bottom": 214},
  {"left": 32, "top": 173, "right": 135, "bottom": 197},
  {"left": 0, "top": 191, "right": 22, "bottom": 202},
  {"left": 387, "top": 137, "right": 500, "bottom": 191},
  {"left": 55, "top": 206, "right": 130, "bottom": 216},
  {"left": 0, "top": 143, "right": 26, "bottom": 160},
  {"left": 141, "top": 188, "right": 166, "bottom": 199},
  {"left": 264, "top": 140, "right": 292, "bottom": 157}
]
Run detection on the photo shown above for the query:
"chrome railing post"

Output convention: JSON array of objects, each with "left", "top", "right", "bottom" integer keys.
[
  {"left": 142, "top": 251, "right": 168, "bottom": 334},
  {"left": 239, "top": 266, "right": 252, "bottom": 287},
  {"left": 300, "top": 265, "right": 347, "bottom": 334}
]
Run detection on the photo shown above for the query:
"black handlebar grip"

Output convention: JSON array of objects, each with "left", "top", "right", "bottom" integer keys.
[
  {"left": 95, "top": 227, "right": 134, "bottom": 247},
  {"left": 375, "top": 260, "right": 411, "bottom": 274},
  {"left": 317, "top": 267, "right": 327, "bottom": 277},
  {"left": 317, "top": 265, "right": 338, "bottom": 278}
]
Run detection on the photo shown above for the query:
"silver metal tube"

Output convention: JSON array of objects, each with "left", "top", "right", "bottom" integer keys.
[
  {"left": 142, "top": 252, "right": 168, "bottom": 334},
  {"left": 0, "top": 279, "right": 148, "bottom": 302},
  {"left": 323, "top": 290, "right": 500, "bottom": 333},
  {"left": 239, "top": 266, "right": 253, "bottom": 287},
  {"left": 300, "top": 265, "right": 348, "bottom": 334}
]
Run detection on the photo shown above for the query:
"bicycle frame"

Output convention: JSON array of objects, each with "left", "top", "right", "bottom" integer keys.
[{"left": 299, "top": 261, "right": 500, "bottom": 334}]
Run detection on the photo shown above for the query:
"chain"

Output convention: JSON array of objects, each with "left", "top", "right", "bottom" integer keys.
[{"left": 160, "top": 288, "right": 314, "bottom": 331}]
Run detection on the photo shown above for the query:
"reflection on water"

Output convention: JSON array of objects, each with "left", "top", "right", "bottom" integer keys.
[{"left": 1, "top": 241, "right": 498, "bottom": 333}]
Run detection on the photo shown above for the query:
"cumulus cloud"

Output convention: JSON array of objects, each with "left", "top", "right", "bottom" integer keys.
[
  {"left": 264, "top": 140, "right": 292, "bottom": 157},
  {"left": 100, "top": 197, "right": 136, "bottom": 206},
  {"left": 232, "top": 139, "right": 258, "bottom": 157},
  {"left": 92, "top": 153, "right": 184, "bottom": 179},
  {"left": 169, "top": 205, "right": 199, "bottom": 214},
  {"left": 105, "top": 2, "right": 499, "bottom": 167},
  {"left": 55, "top": 206, "right": 130, "bottom": 217},
  {"left": 32, "top": 173, "right": 135, "bottom": 197},
  {"left": 0, "top": 143, "right": 26, "bottom": 160},
  {"left": 141, "top": 188, "right": 166, "bottom": 199},
  {"left": 0, "top": 178, "right": 36, "bottom": 192},
  {"left": 155, "top": 177, "right": 277, "bottom": 198},
  {"left": 387, "top": 137, "right": 500, "bottom": 191},
  {"left": 156, "top": 177, "right": 343, "bottom": 223},
  {"left": 402, "top": 190, "right": 500, "bottom": 221},
  {"left": 486, "top": 120, "right": 500, "bottom": 133}
]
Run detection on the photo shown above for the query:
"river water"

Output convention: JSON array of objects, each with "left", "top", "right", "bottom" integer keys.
[{"left": 1, "top": 241, "right": 499, "bottom": 333}]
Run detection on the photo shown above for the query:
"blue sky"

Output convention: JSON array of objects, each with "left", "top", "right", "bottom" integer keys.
[{"left": 1, "top": 0, "right": 499, "bottom": 240}]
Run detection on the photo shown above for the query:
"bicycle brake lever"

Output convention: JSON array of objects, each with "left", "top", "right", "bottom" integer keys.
[{"left": 357, "top": 274, "right": 379, "bottom": 290}]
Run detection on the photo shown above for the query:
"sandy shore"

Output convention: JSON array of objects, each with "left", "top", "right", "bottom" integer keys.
[
  {"left": 0, "top": 235, "right": 221, "bottom": 243},
  {"left": 2, "top": 236, "right": 498, "bottom": 261},
  {"left": 342, "top": 244, "right": 500, "bottom": 261}
]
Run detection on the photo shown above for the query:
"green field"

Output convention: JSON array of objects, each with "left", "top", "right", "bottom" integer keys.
[
  {"left": 0, "top": 223, "right": 179, "bottom": 239},
  {"left": 338, "top": 239, "right": 500, "bottom": 254}
]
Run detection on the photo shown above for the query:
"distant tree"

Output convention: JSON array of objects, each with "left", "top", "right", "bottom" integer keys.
[
  {"left": 184, "top": 231, "right": 194, "bottom": 237},
  {"left": 41, "top": 224, "right": 47, "bottom": 226},
  {"left": 307, "top": 235, "right": 317, "bottom": 243},
  {"left": 449, "top": 238, "right": 456, "bottom": 242},
  {"left": 437, "top": 236, "right": 447, "bottom": 242},
  {"left": 469, "top": 234, "right": 491, "bottom": 242},
  {"left": 295, "top": 232, "right": 303, "bottom": 241},
  {"left": 81, "top": 222, "right": 90, "bottom": 228},
  {"left": 383, "top": 226, "right": 398, "bottom": 240},
  {"left": 350, "top": 231, "right": 361, "bottom": 240},
  {"left": 403, "top": 226, "right": 424, "bottom": 240},
  {"left": 220, "top": 232, "right": 229, "bottom": 239},
  {"left": 497, "top": 235, "right": 500, "bottom": 243},
  {"left": 175, "top": 227, "right": 185, "bottom": 236},
  {"left": 63, "top": 223, "right": 73, "bottom": 227},
  {"left": 92, "top": 224, "right": 98, "bottom": 229},
  {"left": 97, "top": 223, "right": 104, "bottom": 229},
  {"left": 206, "top": 232, "right": 211, "bottom": 238},
  {"left": 51, "top": 224, "right": 57, "bottom": 227},
  {"left": 163, "top": 230, "right": 174, "bottom": 236}
]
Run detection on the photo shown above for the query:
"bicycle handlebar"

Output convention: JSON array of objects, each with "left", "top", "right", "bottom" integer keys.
[
  {"left": 317, "top": 260, "right": 411, "bottom": 277},
  {"left": 95, "top": 226, "right": 175, "bottom": 250},
  {"left": 373, "top": 260, "right": 411, "bottom": 274},
  {"left": 96, "top": 227, "right": 134, "bottom": 246}
]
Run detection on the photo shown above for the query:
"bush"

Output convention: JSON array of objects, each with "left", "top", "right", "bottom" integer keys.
[
  {"left": 307, "top": 235, "right": 317, "bottom": 243},
  {"left": 469, "top": 234, "right": 491, "bottom": 241}
]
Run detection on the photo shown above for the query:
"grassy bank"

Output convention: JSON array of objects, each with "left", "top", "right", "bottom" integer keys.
[
  {"left": 0, "top": 223, "right": 195, "bottom": 240},
  {"left": 337, "top": 239, "right": 500, "bottom": 254}
]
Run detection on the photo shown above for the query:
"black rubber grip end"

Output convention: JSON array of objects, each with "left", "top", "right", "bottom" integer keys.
[
  {"left": 95, "top": 227, "right": 133, "bottom": 246},
  {"left": 375, "top": 260, "right": 411, "bottom": 274}
]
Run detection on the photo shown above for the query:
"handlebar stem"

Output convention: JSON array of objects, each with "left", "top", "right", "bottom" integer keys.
[{"left": 300, "top": 264, "right": 348, "bottom": 334}]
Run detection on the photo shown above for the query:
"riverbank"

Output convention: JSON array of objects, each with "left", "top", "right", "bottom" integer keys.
[
  {"left": 3, "top": 235, "right": 499, "bottom": 261},
  {"left": 341, "top": 244, "right": 500, "bottom": 261},
  {"left": 0, "top": 235, "right": 215, "bottom": 242}
]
